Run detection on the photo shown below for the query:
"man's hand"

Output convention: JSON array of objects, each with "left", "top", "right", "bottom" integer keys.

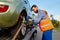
[{"left": 28, "top": 19, "right": 32, "bottom": 22}]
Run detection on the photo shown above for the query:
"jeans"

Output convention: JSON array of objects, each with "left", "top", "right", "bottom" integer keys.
[{"left": 42, "top": 29, "right": 53, "bottom": 40}]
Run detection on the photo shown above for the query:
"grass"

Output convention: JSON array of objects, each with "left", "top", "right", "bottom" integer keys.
[{"left": 54, "top": 27, "right": 60, "bottom": 30}]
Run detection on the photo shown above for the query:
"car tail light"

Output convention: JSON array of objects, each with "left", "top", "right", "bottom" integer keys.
[{"left": 0, "top": 5, "right": 9, "bottom": 12}]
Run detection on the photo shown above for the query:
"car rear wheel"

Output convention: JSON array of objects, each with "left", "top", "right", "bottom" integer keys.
[{"left": 17, "top": 9, "right": 28, "bottom": 40}]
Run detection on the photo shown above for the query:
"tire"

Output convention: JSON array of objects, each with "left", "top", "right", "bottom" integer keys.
[
  {"left": 15, "top": 16, "right": 23, "bottom": 40},
  {"left": 19, "top": 24, "right": 26, "bottom": 39},
  {"left": 17, "top": 10, "right": 28, "bottom": 40}
]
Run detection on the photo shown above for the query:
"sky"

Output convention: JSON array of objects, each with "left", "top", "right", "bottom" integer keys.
[{"left": 28, "top": 0, "right": 60, "bottom": 21}]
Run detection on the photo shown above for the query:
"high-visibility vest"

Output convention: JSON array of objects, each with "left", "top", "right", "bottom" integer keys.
[{"left": 39, "top": 10, "right": 54, "bottom": 32}]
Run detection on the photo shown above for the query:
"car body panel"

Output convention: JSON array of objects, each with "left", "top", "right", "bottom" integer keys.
[{"left": 0, "top": 0, "right": 31, "bottom": 28}]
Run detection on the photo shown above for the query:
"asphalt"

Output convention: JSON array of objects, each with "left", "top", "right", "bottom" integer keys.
[{"left": 23, "top": 27, "right": 60, "bottom": 40}]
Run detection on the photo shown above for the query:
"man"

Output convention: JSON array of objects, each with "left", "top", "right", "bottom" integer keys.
[{"left": 31, "top": 5, "right": 54, "bottom": 40}]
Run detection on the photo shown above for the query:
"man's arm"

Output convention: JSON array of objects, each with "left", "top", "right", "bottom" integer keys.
[{"left": 34, "top": 10, "right": 47, "bottom": 24}]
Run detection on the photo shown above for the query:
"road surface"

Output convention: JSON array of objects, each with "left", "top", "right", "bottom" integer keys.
[{"left": 23, "top": 27, "right": 60, "bottom": 40}]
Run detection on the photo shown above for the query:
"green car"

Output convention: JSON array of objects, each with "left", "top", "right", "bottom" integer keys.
[
  {"left": 0, "top": 0, "right": 31, "bottom": 28},
  {"left": 0, "top": 0, "right": 31, "bottom": 39}
]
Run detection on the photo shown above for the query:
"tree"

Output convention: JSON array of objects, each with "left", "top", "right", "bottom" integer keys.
[
  {"left": 50, "top": 14, "right": 54, "bottom": 20},
  {"left": 50, "top": 15, "right": 60, "bottom": 28}
]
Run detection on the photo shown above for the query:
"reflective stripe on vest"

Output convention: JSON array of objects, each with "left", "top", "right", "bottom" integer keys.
[
  {"left": 40, "top": 18, "right": 50, "bottom": 22},
  {"left": 41, "top": 23, "right": 52, "bottom": 28}
]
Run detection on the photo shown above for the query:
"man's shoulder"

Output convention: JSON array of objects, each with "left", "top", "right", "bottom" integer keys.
[
  {"left": 41, "top": 10, "right": 48, "bottom": 14},
  {"left": 41, "top": 10, "right": 47, "bottom": 12}
]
